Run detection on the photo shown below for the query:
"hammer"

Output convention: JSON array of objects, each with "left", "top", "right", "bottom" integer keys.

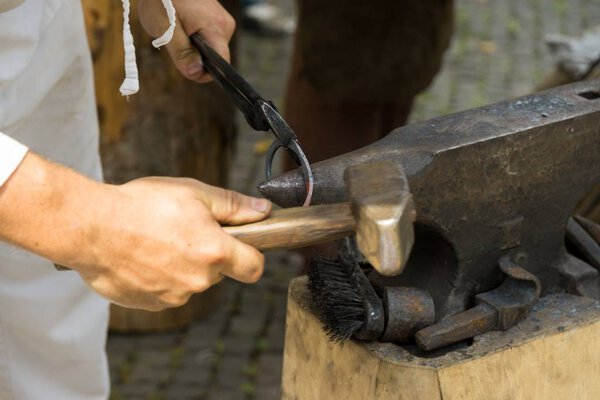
[
  {"left": 55, "top": 161, "right": 414, "bottom": 275},
  {"left": 224, "top": 161, "right": 415, "bottom": 277}
]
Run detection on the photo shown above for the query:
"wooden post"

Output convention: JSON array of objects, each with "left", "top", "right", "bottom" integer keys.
[
  {"left": 82, "top": 1, "right": 239, "bottom": 331},
  {"left": 283, "top": 277, "right": 600, "bottom": 399}
]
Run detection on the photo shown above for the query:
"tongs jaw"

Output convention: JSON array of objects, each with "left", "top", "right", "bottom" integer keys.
[{"left": 190, "top": 33, "right": 314, "bottom": 206}]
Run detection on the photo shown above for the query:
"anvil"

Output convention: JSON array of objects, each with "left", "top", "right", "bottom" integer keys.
[{"left": 260, "top": 81, "right": 600, "bottom": 324}]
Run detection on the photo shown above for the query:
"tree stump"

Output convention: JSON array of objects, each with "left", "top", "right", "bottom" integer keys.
[
  {"left": 82, "top": 1, "right": 239, "bottom": 332},
  {"left": 283, "top": 277, "right": 600, "bottom": 399}
]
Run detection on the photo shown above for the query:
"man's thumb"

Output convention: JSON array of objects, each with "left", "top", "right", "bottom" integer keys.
[{"left": 209, "top": 189, "right": 272, "bottom": 226}]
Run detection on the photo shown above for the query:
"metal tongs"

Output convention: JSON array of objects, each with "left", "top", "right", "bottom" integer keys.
[{"left": 190, "top": 33, "right": 314, "bottom": 207}]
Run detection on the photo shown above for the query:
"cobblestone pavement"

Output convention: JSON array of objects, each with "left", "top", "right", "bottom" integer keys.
[{"left": 107, "top": 0, "right": 600, "bottom": 399}]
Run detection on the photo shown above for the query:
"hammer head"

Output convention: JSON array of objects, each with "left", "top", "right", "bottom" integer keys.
[{"left": 344, "top": 161, "right": 416, "bottom": 276}]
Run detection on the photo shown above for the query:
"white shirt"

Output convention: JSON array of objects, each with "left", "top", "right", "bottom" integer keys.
[
  {"left": 0, "top": 0, "right": 34, "bottom": 187},
  {"left": 0, "top": 2, "right": 176, "bottom": 396},
  {"left": 0, "top": 1, "right": 109, "bottom": 399},
  {"left": 0, "top": 0, "right": 178, "bottom": 186}
]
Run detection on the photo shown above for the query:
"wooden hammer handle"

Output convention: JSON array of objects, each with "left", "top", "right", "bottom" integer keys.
[
  {"left": 223, "top": 203, "right": 355, "bottom": 250},
  {"left": 55, "top": 203, "right": 355, "bottom": 271}
]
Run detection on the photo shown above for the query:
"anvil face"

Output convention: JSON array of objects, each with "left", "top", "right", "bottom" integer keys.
[{"left": 260, "top": 81, "right": 600, "bottom": 319}]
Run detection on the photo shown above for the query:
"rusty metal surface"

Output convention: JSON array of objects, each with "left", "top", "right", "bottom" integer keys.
[
  {"left": 415, "top": 303, "right": 497, "bottom": 351},
  {"left": 260, "top": 80, "right": 600, "bottom": 322},
  {"left": 415, "top": 260, "right": 541, "bottom": 351},
  {"left": 554, "top": 254, "right": 600, "bottom": 299},
  {"left": 380, "top": 287, "right": 435, "bottom": 342},
  {"left": 575, "top": 215, "right": 600, "bottom": 244},
  {"left": 477, "top": 257, "right": 542, "bottom": 330},
  {"left": 567, "top": 217, "right": 600, "bottom": 270}
]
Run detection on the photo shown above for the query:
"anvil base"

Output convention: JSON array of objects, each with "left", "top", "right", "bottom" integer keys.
[{"left": 282, "top": 277, "right": 600, "bottom": 400}]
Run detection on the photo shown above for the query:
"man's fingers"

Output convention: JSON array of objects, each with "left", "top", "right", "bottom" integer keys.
[
  {"left": 219, "top": 237, "right": 265, "bottom": 283},
  {"left": 199, "top": 186, "right": 272, "bottom": 226},
  {"left": 127, "top": 178, "right": 271, "bottom": 225},
  {"left": 197, "top": 28, "right": 232, "bottom": 66},
  {"left": 165, "top": 23, "right": 211, "bottom": 83},
  {"left": 138, "top": 0, "right": 236, "bottom": 83},
  {"left": 177, "top": 0, "right": 236, "bottom": 70}
]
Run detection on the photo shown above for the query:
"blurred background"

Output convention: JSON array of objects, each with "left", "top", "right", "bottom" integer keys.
[{"left": 82, "top": 0, "right": 600, "bottom": 399}]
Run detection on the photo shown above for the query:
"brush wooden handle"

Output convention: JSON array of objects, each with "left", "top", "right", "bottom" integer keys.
[{"left": 223, "top": 203, "right": 356, "bottom": 250}]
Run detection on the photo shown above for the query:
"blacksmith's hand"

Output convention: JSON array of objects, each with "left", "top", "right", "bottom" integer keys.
[
  {"left": 138, "top": 0, "right": 236, "bottom": 83},
  {"left": 0, "top": 153, "right": 271, "bottom": 311}
]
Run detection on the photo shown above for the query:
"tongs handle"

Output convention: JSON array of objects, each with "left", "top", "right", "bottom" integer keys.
[
  {"left": 190, "top": 33, "right": 314, "bottom": 207},
  {"left": 190, "top": 33, "right": 270, "bottom": 131}
]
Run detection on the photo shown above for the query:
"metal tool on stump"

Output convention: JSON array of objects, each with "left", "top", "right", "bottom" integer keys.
[{"left": 415, "top": 257, "right": 541, "bottom": 351}]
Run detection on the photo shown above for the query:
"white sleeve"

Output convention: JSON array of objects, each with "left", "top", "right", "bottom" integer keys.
[{"left": 0, "top": 131, "right": 28, "bottom": 187}]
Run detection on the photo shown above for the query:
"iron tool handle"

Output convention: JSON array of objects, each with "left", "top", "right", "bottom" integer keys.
[{"left": 190, "top": 33, "right": 270, "bottom": 132}]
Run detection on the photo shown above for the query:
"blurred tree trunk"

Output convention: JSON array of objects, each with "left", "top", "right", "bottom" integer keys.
[{"left": 81, "top": 0, "right": 239, "bottom": 331}]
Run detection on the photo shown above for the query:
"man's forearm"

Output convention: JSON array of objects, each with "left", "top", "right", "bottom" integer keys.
[
  {"left": 0, "top": 150, "right": 270, "bottom": 311},
  {"left": 0, "top": 152, "right": 107, "bottom": 266}
]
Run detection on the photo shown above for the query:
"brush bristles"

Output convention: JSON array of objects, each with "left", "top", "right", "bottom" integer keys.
[{"left": 308, "top": 256, "right": 365, "bottom": 343}]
